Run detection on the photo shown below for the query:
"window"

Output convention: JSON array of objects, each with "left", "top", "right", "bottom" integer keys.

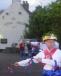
[
  {"left": 6, "top": 12, "right": 9, "bottom": 15},
  {"left": 18, "top": 12, "right": 21, "bottom": 15},
  {"left": 2, "top": 16, "right": 4, "bottom": 19},
  {"left": 1, "top": 39, "right": 7, "bottom": 44}
]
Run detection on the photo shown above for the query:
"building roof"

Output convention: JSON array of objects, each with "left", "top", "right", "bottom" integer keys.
[{"left": 0, "top": 1, "right": 31, "bottom": 15}]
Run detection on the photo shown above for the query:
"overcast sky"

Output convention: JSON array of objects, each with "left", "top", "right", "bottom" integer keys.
[
  {"left": 22, "top": 0, "right": 56, "bottom": 11},
  {"left": 0, "top": 0, "right": 12, "bottom": 10},
  {"left": 0, "top": 0, "right": 56, "bottom": 11}
]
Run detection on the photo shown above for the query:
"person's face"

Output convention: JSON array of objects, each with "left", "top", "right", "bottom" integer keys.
[{"left": 44, "top": 39, "right": 55, "bottom": 49}]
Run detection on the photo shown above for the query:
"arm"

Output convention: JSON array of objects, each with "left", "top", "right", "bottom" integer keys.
[
  {"left": 14, "top": 58, "right": 31, "bottom": 67},
  {"left": 14, "top": 51, "right": 56, "bottom": 67},
  {"left": 14, "top": 51, "right": 44, "bottom": 66}
]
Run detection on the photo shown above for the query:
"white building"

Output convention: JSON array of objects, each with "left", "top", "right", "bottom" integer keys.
[{"left": 0, "top": 0, "right": 29, "bottom": 49}]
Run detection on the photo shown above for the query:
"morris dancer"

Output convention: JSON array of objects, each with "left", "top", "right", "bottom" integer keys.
[{"left": 14, "top": 33, "right": 61, "bottom": 76}]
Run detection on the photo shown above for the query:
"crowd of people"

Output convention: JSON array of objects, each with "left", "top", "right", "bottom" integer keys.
[
  {"left": 18, "top": 39, "right": 40, "bottom": 58},
  {"left": 18, "top": 38, "right": 59, "bottom": 59}
]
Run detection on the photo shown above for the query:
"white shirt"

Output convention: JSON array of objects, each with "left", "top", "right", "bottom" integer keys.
[{"left": 17, "top": 49, "right": 61, "bottom": 70}]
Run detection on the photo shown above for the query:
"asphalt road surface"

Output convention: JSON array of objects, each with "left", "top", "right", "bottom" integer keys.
[{"left": 0, "top": 53, "right": 42, "bottom": 76}]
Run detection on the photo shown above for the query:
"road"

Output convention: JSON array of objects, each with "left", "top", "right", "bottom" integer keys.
[{"left": 0, "top": 53, "right": 42, "bottom": 76}]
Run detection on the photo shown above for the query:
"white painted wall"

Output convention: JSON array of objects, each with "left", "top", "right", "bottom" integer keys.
[{"left": 0, "top": 1, "right": 29, "bottom": 49}]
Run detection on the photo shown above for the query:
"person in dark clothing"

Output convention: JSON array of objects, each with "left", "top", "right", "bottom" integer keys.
[
  {"left": 27, "top": 41, "right": 32, "bottom": 57},
  {"left": 19, "top": 41, "right": 25, "bottom": 58}
]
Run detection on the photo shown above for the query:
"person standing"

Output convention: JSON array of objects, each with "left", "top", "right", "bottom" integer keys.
[
  {"left": 19, "top": 40, "right": 25, "bottom": 59},
  {"left": 27, "top": 41, "right": 32, "bottom": 57}
]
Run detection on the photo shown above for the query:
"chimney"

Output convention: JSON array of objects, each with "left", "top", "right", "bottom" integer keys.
[{"left": 23, "top": 1, "right": 29, "bottom": 10}]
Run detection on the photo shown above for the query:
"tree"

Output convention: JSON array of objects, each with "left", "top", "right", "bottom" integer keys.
[
  {"left": 24, "top": 0, "right": 61, "bottom": 43},
  {"left": 47, "top": 0, "right": 61, "bottom": 42},
  {"left": 24, "top": 6, "right": 51, "bottom": 39}
]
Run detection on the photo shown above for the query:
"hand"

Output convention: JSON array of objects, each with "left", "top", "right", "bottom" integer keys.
[
  {"left": 14, "top": 62, "right": 20, "bottom": 67},
  {"left": 35, "top": 58, "right": 42, "bottom": 63}
]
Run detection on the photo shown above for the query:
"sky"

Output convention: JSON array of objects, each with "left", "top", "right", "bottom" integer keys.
[
  {"left": 22, "top": 0, "right": 56, "bottom": 11},
  {"left": 0, "top": 0, "right": 56, "bottom": 11},
  {"left": 0, "top": 0, "right": 12, "bottom": 10}
]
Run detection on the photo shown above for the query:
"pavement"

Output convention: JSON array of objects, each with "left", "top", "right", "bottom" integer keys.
[{"left": 0, "top": 53, "right": 42, "bottom": 76}]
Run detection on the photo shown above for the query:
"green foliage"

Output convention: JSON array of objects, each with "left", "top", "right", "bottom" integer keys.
[{"left": 24, "top": 0, "right": 61, "bottom": 42}]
